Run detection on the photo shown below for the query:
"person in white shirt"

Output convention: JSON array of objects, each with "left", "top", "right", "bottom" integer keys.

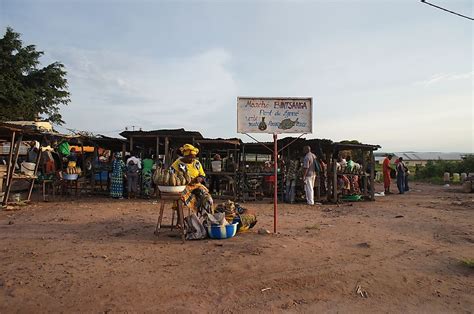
[
  {"left": 302, "top": 146, "right": 317, "bottom": 205},
  {"left": 126, "top": 153, "right": 141, "bottom": 199}
]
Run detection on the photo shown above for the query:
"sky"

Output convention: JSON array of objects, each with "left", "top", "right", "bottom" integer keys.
[{"left": 1, "top": 0, "right": 472, "bottom": 152}]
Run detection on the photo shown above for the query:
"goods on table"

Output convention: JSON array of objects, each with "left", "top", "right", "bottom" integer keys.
[
  {"left": 65, "top": 166, "right": 82, "bottom": 175},
  {"left": 153, "top": 168, "right": 191, "bottom": 186}
]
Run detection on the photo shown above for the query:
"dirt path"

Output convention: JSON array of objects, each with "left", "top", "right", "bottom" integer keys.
[{"left": 0, "top": 182, "right": 473, "bottom": 313}]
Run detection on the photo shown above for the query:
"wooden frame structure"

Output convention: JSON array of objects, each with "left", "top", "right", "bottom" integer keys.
[
  {"left": 195, "top": 138, "right": 242, "bottom": 200},
  {"left": 120, "top": 129, "right": 203, "bottom": 167}
]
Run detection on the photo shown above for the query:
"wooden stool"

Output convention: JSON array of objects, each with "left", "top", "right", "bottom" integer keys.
[
  {"left": 42, "top": 180, "right": 55, "bottom": 201},
  {"left": 63, "top": 179, "right": 79, "bottom": 197},
  {"left": 154, "top": 192, "right": 185, "bottom": 242}
]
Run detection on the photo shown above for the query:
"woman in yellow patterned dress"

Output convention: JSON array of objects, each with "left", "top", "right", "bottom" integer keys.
[{"left": 171, "top": 144, "right": 213, "bottom": 215}]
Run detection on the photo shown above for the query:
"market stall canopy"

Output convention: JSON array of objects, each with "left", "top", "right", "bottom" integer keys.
[
  {"left": 0, "top": 122, "right": 78, "bottom": 142},
  {"left": 332, "top": 142, "right": 381, "bottom": 151},
  {"left": 120, "top": 128, "right": 203, "bottom": 140},
  {"left": 79, "top": 134, "right": 127, "bottom": 151},
  {"left": 195, "top": 138, "right": 242, "bottom": 150},
  {"left": 120, "top": 128, "right": 204, "bottom": 151}
]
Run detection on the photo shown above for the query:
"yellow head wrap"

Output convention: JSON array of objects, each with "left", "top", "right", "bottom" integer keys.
[{"left": 180, "top": 144, "right": 199, "bottom": 156}]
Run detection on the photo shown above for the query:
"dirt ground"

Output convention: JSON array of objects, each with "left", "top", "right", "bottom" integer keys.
[{"left": 0, "top": 182, "right": 473, "bottom": 313}]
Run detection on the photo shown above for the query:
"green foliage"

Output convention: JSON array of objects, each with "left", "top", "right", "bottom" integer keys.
[
  {"left": 415, "top": 155, "right": 474, "bottom": 181},
  {"left": 461, "top": 259, "right": 474, "bottom": 268},
  {"left": 0, "top": 27, "right": 70, "bottom": 124}
]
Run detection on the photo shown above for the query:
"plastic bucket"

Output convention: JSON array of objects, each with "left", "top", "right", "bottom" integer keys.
[{"left": 21, "top": 162, "right": 36, "bottom": 176}]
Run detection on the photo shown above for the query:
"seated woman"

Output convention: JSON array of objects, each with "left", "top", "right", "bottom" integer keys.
[{"left": 171, "top": 144, "right": 213, "bottom": 216}]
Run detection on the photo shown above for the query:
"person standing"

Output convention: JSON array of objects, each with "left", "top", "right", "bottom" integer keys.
[
  {"left": 302, "top": 146, "right": 317, "bottom": 205},
  {"left": 404, "top": 162, "right": 410, "bottom": 192},
  {"left": 141, "top": 154, "right": 154, "bottom": 198},
  {"left": 396, "top": 157, "right": 406, "bottom": 194},
  {"left": 382, "top": 154, "right": 393, "bottom": 194},
  {"left": 126, "top": 152, "right": 141, "bottom": 199},
  {"left": 110, "top": 153, "right": 126, "bottom": 199},
  {"left": 210, "top": 154, "right": 222, "bottom": 195},
  {"left": 285, "top": 159, "right": 299, "bottom": 203}
]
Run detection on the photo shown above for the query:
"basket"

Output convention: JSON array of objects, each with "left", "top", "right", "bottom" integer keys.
[
  {"left": 157, "top": 185, "right": 186, "bottom": 193},
  {"left": 207, "top": 223, "right": 238, "bottom": 239}
]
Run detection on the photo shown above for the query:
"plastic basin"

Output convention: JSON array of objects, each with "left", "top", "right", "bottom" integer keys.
[{"left": 207, "top": 223, "right": 238, "bottom": 239}]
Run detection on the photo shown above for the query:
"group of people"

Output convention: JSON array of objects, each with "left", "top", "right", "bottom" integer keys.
[
  {"left": 110, "top": 152, "right": 155, "bottom": 199},
  {"left": 284, "top": 146, "right": 372, "bottom": 205},
  {"left": 383, "top": 154, "right": 409, "bottom": 195},
  {"left": 283, "top": 145, "right": 326, "bottom": 206}
]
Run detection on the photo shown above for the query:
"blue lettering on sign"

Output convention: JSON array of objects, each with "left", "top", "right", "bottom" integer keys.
[
  {"left": 259, "top": 109, "right": 273, "bottom": 116},
  {"left": 284, "top": 110, "right": 299, "bottom": 118}
]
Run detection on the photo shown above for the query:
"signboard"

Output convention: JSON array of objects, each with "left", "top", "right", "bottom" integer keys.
[{"left": 237, "top": 97, "right": 313, "bottom": 134}]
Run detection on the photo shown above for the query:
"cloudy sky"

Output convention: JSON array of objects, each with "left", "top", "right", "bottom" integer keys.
[{"left": 1, "top": 0, "right": 472, "bottom": 152}]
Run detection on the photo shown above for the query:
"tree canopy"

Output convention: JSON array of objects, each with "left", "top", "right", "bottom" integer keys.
[{"left": 0, "top": 27, "right": 70, "bottom": 124}]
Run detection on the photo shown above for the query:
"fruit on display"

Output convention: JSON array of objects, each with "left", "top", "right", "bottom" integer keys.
[
  {"left": 65, "top": 167, "right": 82, "bottom": 175},
  {"left": 153, "top": 168, "right": 190, "bottom": 186}
]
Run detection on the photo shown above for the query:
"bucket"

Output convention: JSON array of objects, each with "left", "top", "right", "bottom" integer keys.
[
  {"left": 21, "top": 162, "right": 36, "bottom": 176},
  {"left": 443, "top": 172, "right": 450, "bottom": 182},
  {"left": 452, "top": 173, "right": 460, "bottom": 183}
]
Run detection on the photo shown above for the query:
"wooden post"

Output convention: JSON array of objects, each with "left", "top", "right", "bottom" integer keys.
[
  {"left": 164, "top": 137, "right": 169, "bottom": 168},
  {"left": 369, "top": 150, "right": 375, "bottom": 201},
  {"left": 156, "top": 136, "right": 160, "bottom": 161},
  {"left": 130, "top": 136, "right": 134, "bottom": 153},
  {"left": 3, "top": 134, "right": 23, "bottom": 205},
  {"left": 326, "top": 152, "right": 331, "bottom": 203},
  {"left": 5, "top": 131, "right": 15, "bottom": 184},
  {"left": 332, "top": 158, "right": 338, "bottom": 203},
  {"left": 120, "top": 143, "right": 125, "bottom": 160},
  {"left": 362, "top": 149, "right": 368, "bottom": 197},
  {"left": 273, "top": 133, "right": 278, "bottom": 234}
]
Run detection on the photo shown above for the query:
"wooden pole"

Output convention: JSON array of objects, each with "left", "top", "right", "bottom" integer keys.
[
  {"left": 121, "top": 143, "right": 126, "bottom": 161},
  {"left": 273, "top": 133, "right": 278, "bottom": 234},
  {"left": 332, "top": 158, "right": 338, "bottom": 203},
  {"left": 369, "top": 150, "right": 375, "bottom": 201},
  {"left": 326, "top": 152, "right": 331, "bottom": 203},
  {"left": 130, "top": 136, "right": 134, "bottom": 153},
  {"left": 5, "top": 131, "right": 15, "bottom": 184},
  {"left": 3, "top": 134, "right": 23, "bottom": 205},
  {"left": 164, "top": 137, "right": 169, "bottom": 168},
  {"left": 362, "top": 150, "right": 368, "bottom": 197},
  {"left": 156, "top": 136, "right": 160, "bottom": 160}
]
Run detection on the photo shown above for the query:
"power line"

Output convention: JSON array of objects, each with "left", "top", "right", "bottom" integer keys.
[{"left": 421, "top": 0, "right": 474, "bottom": 21}]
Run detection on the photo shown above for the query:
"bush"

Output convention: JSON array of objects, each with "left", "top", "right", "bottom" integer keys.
[{"left": 415, "top": 155, "right": 474, "bottom": 181}]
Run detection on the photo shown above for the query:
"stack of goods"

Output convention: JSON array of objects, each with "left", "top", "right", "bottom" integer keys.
[
  {"left": 64, "top": 161, "right": 81, "bottom": 179},
  {"left": 215, "top": 200, "right": 257, "bottom": 232},
  {"left": 153, "top": 169, "right": 191, "bottom": 186}
]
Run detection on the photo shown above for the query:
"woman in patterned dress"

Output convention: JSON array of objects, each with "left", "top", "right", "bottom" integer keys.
[
  {"left": 110, "top": 152, "right": 126, "bottom": 199},
  {"left": 141, "top": 155, "right": 154, "bottom": 198}
]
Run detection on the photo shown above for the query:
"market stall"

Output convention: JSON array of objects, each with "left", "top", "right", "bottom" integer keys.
[
  {"left": 120, "top": 128, "right": 203, "bottom": 167},
  {"left": 0, "top": 122, "right": 77, "bottom": 205},
  {"left": 195, "top": 138, "right": 241, "bottom": 200}
]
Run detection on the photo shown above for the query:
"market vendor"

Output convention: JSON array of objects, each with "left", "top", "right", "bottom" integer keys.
[{"left": 171, "top": 144, "right": 213, "bottom": 215}]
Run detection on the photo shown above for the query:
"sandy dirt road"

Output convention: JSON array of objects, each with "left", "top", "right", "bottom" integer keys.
[{"left": 0, "top": 182, "right": 473, "bottom": 313}]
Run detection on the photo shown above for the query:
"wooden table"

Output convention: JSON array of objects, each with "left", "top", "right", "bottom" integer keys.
[{"left": 154, "top": 192, "right": 186, "bottom": 243}]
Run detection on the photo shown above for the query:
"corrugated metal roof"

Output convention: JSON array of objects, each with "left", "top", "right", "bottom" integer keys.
[{"left": 393, "top": 152, "right": 464, "bottom": 161}]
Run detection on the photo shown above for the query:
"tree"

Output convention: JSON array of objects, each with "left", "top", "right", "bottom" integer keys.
[{"left": 0, "top": 27, "right": 70, "bottom": 125}]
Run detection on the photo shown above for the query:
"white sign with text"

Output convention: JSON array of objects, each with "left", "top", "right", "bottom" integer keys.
[{"left": 237, "top": 97, "right": 313, "bottom": 134}]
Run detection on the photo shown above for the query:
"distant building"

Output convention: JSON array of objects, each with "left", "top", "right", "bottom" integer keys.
[{"left": 375, "top": 152, "right": 467, "bottom": 166}]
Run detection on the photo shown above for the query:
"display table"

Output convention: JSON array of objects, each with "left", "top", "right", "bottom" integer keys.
[{"left": 154, "top": 192, "right": 185, "bottom": 243}]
